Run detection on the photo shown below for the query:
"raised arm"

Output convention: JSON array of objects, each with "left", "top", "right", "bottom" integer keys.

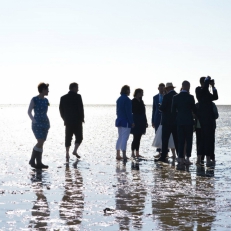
[{"left": 28, "top": 99, "right": 36, "bottom": 123}]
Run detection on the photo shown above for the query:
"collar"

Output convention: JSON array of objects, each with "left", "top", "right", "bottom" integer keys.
[
  {"left": 181, "top": 90, "right": 188, "bottom": 93},
  {"left": 167, "top": 90, "right": 174, "bottom": 94},
  {"left": 68, "top": 91, "right": 77, "bottom": 94}
]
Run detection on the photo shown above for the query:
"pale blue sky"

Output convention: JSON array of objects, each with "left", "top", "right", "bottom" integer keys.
[{"left": 0, "top": 0, "right": 230, "bottom": 104}]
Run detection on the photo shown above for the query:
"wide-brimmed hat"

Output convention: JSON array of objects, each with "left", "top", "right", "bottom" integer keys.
[{"left": 165, "top": 82, "right": 176, "bottom": 89}]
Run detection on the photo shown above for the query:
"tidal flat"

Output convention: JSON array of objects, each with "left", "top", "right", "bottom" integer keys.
[{"left": 0, "top": 105, "right": 231, "bottom": 231}]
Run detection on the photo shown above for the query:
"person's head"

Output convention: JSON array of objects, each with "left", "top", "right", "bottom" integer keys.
[
  {"left": 165, "top": 82, "right": 175, "bottom": 93},
  {"left": 158, "top": 83, "right": 165, "bottom": 94},
  {"left": 182, "top": 80, "right": 190, "bottom": 92},
  {"left": 38, "top": 83, "right": 49, "bottom": 96},
  {"left": 200, "top": 77, "right": 206, "bottom": 87},
  {"left": 120, "top": 85, "right": 130, "bottom": 96},
  {"left": 133, "top": 88, "right": 143, "bottom": 98},
  {"left": 69, "top": 82, "right": 79, "bottom": 93}
]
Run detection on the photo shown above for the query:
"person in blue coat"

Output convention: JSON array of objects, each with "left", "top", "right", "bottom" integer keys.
[
  {"left": 115, "top": 85, "right": 134, "bottom": 160},
  {"left": 151, "top": 83, "right": 165, "bottom": 157}
]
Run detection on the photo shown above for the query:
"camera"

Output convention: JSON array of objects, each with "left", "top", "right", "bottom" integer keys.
[{"left": 209, "top": 79, "right": 215, "bottom": 85}]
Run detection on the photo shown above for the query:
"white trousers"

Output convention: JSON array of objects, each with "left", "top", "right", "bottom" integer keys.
[{"left": 116, "top": 127, "right": 131, "bottom": 151}]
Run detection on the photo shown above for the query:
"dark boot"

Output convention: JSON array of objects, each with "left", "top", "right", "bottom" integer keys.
[
  {"left": 29, "top": 149, "right": 37, "bottom": 168},
  {"left": 36, "top": 152, "right": 49, "bottom": 169}
]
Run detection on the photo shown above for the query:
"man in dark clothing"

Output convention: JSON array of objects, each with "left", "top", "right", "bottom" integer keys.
[
  {"left": 195, "top": 76, "right": 218, "bottom": 166},
  {"left": 59, "top": 82, "right": 84, "bottom": 160},
  {"left": 155, "top": 82, "right": 178, "bottom": 162},
  {"left": 172, "top": 81, "right": 197, "bottom": 165},
  {"left": 152, "top": 83, "right": 165, "bottom": 157}
]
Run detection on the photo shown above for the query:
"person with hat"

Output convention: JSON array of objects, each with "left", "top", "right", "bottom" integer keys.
[{"left": 155, "top": 82, "right": 178, "bottom": 162}]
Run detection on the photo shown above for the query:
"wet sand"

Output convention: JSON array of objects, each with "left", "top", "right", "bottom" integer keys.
[{"left": 0, "top": 105, "right": 231, "bottom": 230}]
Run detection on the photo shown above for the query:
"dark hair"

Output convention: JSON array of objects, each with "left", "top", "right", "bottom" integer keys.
[
  {"left": 159, "top": 83, "right": 165, "bottom": 87},
  {"left": 38, "top": 83, "right": 49, "bottom": 93},
  {"left": 120, "top": 85, "right": 130, "bottom": 95},
  {"left": 69, "top": 82, "right": 78, "bottom": 90},
  {"left": 200, "top": 77, "right": 206, "bottom": 85},
  {"left": 133, "top": 88, "right": 143, "bottom": 97},
  {"left": 182, "top": 80, "right": 190, "bottom": 87}
]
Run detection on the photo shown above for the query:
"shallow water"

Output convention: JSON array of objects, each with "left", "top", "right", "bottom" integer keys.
[{"left": 0, "top": 105, "right": 231, "bottom": 230}]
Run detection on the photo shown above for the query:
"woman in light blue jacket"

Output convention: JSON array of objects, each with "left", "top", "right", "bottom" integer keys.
[{"left": 115, "top": 85, "right": 134, "bottom": 160}]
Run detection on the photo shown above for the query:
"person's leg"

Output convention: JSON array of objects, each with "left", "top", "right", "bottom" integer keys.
[
  {"left": 210, "top": 128, "right": 215, "bottom": 161},
  {"left": 73, "top": 123, "right": 83, "bottom": 159},
  {"left": 161, "top": 125, "right": 171, "bottom": 159},
  {"left": 121, "top": 127, "right": 131, "bottom": 160},
  {"left": 197, "top": 121, "right": 205, "bottom": 165},
  {"left": 35, "top": 139, "right": 48, "bottom": 169},
  {"left": 131, "top": 134, "right": 136, "bottom": 157},
  {"left": 171, "top": 148, "right": 176, "bottom": 158},
  {"left": 116, "top": 127, "right": 123, "bottom": 159},
  {"left": 135, "top": 134, "right": 143, "bottom": 157},
  {"left": 177, "top": 125, "right": 185, "bottom": 164},
  {"left": 185, "top": 125, "right": 193, "bottom": 165},
  {"left": 155, "top": 124, "right": 161, "bottom": 155},
  {"left": 65, "top": 125, "right": 73, "bottom": 160},
  {"left": 172, "top": 125, "right": 178, "bottom": 156}
]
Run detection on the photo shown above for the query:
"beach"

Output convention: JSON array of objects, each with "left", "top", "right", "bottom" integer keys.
[{"left": 0, "top": 105, "right": 231, "bottom": 230}]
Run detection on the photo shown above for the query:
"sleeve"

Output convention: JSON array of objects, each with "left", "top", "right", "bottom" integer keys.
[
  {"left": 151, "top": 96, "right": 156, "bottom": 124},
  {"left": 125, "top": 98, "right": 133, "bottom": 125},
  {"left": 28, "top": 98, "right": 36, "bottom": 123},
  {"left": 59, "top": 97, "right": 64, "bottom": 120},
  {"left": 210, "top": 89, "right": 218, "bottom": 101},
  {"left": 78, "top": 95, "right": 84, "bottom": 122}
]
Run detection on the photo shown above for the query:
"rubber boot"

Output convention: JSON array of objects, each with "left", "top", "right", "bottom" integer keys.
[
  {"left": 29, "top": 149, "right": 37, "bottom": 168},
  {"left": 36, "top": 151, "right": 49, "bottom": 169}
]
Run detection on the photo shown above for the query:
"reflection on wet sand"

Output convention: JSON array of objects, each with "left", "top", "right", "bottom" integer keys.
[
  {"left": 28, "top": 170, "right": 50, "bottom": 230},
  {"left": 115, "top": 161, "right": 147, "bottom": 230},
  {"left": 152, "top": 163, "right": 216, "bottom": 231},
  {"left": 59, "top": 162, "right": 84, "bottom": 229}
]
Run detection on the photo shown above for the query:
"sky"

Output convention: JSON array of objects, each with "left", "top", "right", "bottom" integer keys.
[{"left": 0, "top": 0, "right": 230, "bottom": 105}]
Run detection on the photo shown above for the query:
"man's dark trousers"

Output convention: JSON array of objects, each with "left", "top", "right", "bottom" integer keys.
[
  {"left": 161, "top": 124, "right": 178, "bottom": 159},
  {"left": 178, "top": 125, "right": 193, "bottom": 158}
]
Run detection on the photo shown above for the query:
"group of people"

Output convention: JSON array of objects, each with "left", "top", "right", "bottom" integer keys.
[
  {"left": 27, "top": 76, "right": 218, "bottom": 169},
  {"left": 115, "top": 76, "right": 219, "bottom": 166},
  {"left": 28, "top": 82, "right": 84, "bottom": 169}
]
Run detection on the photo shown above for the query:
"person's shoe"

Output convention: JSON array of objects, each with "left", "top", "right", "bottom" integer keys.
[
  {"left": 36, "top": 151, "right": 49, "bottom": 169},
  {"left": 36, "top": 163, "right": 49, "bottom": 169},
  {"left": 154, "top": 153, "right": 161, "bottom": 159},
  {"left": 73, "top": 152, "right": 81, "bottom": 158},
  {"left": 154, "top": 157, "right": 166, "bottom": 162},
  {"left": 116, "top": 156, "right": 123, "bottom": 160}
]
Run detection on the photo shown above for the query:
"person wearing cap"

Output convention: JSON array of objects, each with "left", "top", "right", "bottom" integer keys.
[
  {"left": 155, "top": 82, "right": 178, "bottom": 162},
  {"left": 28, "top": 82, "right": 50, "bottom": 169},
  {"left": 152, "top": 83, "right": 165, "bottom": 157},
  {"left": 172, "top": 81, "right": 197, "bottom": 165}
]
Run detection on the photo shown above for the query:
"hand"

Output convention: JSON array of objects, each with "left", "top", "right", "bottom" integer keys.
[
  {"left": 146, "top": 123, "right": 148, "bottom": 128},
  {"left": 207, "top": 76, "right": 211, "bottom": 80},
  {"left": 32, "top": 119, "right": 36, "bottom": 124},
  {"left": 132, "top": 123, "right": 135, "bottom": 128},
  {"left": 152, "top": 124, "right": 155, "bottom": 128}
]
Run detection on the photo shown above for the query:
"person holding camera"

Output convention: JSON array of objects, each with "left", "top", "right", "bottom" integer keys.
[{"left": 195, "top": 76, "right": 218, "bottom": 166}]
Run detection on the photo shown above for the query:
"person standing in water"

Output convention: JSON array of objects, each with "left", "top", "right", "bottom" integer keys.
[
  {"left": 59, "top": 83, "right": 84, "bottom": 161},
  {"left": 28, "top": 83, "right": 50, "bottom": 169},
  {"left": 130, "top": 88, "right": 148, "bottom": 158},
  {"left": 115, "top": 85, "right": 134, "bottom": 160}
]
